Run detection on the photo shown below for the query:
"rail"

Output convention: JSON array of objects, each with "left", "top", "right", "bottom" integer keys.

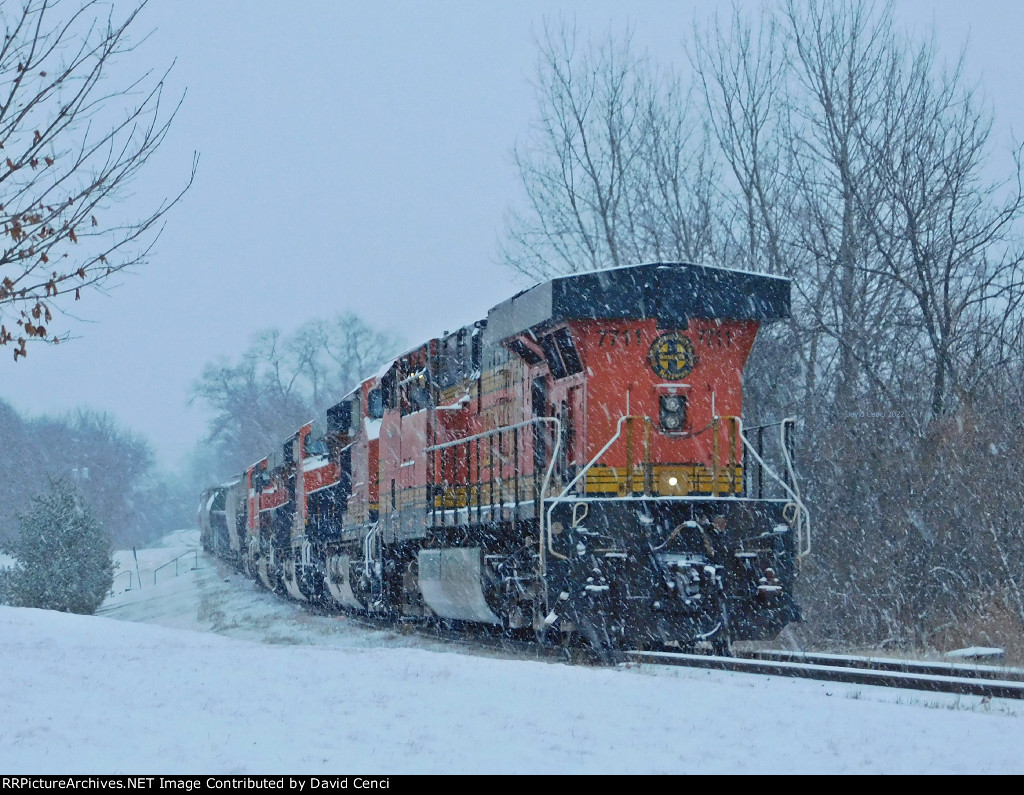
[
  {"left": 745, "top": 649, "right": 1024, "bottom": 681},
  {"left": 344, "top": 602, "right": 1024, "bottom": 700},
  {"left": 109, "top": 569, "right": 134, "bottom": 594},
  {"left": 625, "top": 649, "right": 1024, "bottom": 700},
  {"left": 153, "top": 550, "right": 200, "bottom": 586}
]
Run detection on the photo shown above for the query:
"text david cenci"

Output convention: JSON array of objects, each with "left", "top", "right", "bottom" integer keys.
[{"left": 1, "top": 779, "right": 390, "bottom": 791}]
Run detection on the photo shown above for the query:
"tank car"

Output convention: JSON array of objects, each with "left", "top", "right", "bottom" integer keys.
[
  {"left": 206, "top": 262, "right": 810, "bottom": 656},
  {"left": 198, "top": 480, "right": 243, "bottom": 565}
]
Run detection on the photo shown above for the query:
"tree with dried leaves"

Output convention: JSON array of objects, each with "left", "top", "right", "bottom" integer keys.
[{"left": 0, "top": 0, "right": 194, "bottom": 360}]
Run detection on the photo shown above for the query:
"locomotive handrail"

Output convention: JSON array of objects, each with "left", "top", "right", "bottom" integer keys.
[
  {"left": 152, "top": 550, "right": 200, "bottom": 586},
  {"left": 427, "top": 416, "right": 563, "bottom": 572},
  {"left": 724, "top": 415, "right": 811, "bottom": 559},
  {"left": 363, "top": 522, "right": 380, "bottom": 578},
  {"left": 541, "top": 413, "right": 810, "bottom": 567},
  {"left": 780, "top": 418, "right": 811, "bottom": 558},
  {"left": 742, "top": 419, "right": 790, "bottom": 431},
  {"left": 543, "top": 414, "right": 635, "bottom": 574},
  {"left": 425, "top": 416, "right": 560, "bottom": 452}
]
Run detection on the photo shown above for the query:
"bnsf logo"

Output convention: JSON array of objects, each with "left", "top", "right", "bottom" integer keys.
[{"left": 648, "top": 332, "right": 697, "bottom": 380}]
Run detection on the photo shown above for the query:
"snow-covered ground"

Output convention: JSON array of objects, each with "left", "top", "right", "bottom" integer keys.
[{"left": 1, "top": 530, "right": 1022, "bottom": 773}]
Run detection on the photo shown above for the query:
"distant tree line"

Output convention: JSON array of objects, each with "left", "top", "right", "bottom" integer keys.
[
  {"left": 505, "top": 1, "right": 1024, "bottom": 655},
  {"left": 0, "top": 400, "right": 191, "bottom": 549},
  {"left": 190, "top": 312, "right": 403, "bottom": 480},
  {"left": 0, "top": 309, "right": 401, "bottom": 615}
]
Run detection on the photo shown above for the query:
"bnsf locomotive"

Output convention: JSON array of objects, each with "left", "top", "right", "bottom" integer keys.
[{"left": 199, "top": 262, "right": 809, "bottom": 656}]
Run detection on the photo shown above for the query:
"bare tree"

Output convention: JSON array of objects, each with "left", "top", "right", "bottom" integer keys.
[
  {"left": 503, "top": 21, "right": 645, "bottom": 280},
  {"left": 0, "top": 0, "right": 194, "bottom": 360},
  {"left": 192, "top": 315, "right": 403, "bottom": 477},
  {"left": 854, "top": 39, "right": 1024, "bottom": 418},
  {"left": 502, "top": 20, "right": 720, "bottom": 281},
  {"left": 691, "top": 6, "right": 789, "bottom": 277},
  {"left": 316, "top": 312, "right": 404, "bottom": 409},
  {"left": 690, "top": 7, "right": 814, "bottom": 422},
  {"left": 505, "top": 3, "right": 1024, "bottom": 652},
  {"left": 638, "top": 75, "right": 721, "bottom": 266},
  {"left": 192, "top": 329, "right": 313, "bottom": 474}
]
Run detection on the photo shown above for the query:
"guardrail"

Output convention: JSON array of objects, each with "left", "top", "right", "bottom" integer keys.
[{"left": 153, "top": 550, "right": 200, "bottom": 586}]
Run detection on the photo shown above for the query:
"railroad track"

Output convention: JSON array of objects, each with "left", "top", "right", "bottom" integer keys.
[
  {"left": 341, "top": 609, "right": 1024, "bottom": 700},
  {"left": 625, "top": 649, "right": 1024, "bottom": 700},
  {"left": 744, "top": 649, "right": 1024, "bottom": 682},
  {"left": 219, "top": 559, "right": 1024, "bottom": 698}
]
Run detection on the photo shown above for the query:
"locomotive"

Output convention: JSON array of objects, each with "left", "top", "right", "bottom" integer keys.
[{"left": 199, "top": 262, "right": 809, "bottom": 657}]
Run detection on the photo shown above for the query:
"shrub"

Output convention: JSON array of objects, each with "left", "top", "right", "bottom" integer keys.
[{"left": 2, "top": 478, "right": 115, "bottom": 614}]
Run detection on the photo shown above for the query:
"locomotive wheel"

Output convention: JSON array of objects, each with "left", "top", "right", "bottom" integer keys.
[
  {"left": 531, "top": 593, "right": 552, "bottom": 645},
  {"left": 564, "top": 595, "right": 622, "bottom": 664},
  {"left": 698, "top": 598, "right": 733, "bottom": 657},
  {"left": 707, "top": 621, "right": 732, "bottom": 656}
]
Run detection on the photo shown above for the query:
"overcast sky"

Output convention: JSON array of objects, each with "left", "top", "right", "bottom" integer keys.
[{"left": 1, "top": 0, "right": 1022, "bottom": 471}]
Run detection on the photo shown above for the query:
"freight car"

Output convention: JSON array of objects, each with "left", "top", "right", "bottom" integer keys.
[{"left": 200, "top": 262, "right": 809, "bottom": 657}]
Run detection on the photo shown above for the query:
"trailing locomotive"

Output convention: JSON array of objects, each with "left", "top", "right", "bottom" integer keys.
[{"left": 199, "top": 262, "right": 809, "bottom": 656}]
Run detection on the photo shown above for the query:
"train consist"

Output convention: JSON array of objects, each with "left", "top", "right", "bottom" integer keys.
[{"left": 199, "top": 262, "right": 809, "bottom": 656}]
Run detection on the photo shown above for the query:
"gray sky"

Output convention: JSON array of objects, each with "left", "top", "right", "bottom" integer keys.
[{"left": 1, "top": 0, "right": 1022, "bottom": 470}]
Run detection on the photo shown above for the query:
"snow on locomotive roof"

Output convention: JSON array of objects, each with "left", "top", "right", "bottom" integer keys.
[
  {"left": 373, "top": 355, "right": 400, "bottom": 380},
  {"left": 484, "top": 261, "right": 790, "bottom": 345},
  {"left": 552, "top": 259, "right": 789, "bottom": 282}
]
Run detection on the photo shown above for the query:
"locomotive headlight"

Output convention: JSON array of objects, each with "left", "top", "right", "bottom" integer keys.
[{"left": 659, "top": 394, "right": 687, "bottom": 432}]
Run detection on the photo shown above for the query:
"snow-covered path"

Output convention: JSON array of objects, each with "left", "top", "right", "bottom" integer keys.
[{"left": 1, "top": 531, "right": 1021, "bottom": 773}]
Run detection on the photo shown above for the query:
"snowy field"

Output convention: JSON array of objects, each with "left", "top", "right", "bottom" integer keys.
[{"left": 1, "top": 530, "right": 1022, "bottom": 774}]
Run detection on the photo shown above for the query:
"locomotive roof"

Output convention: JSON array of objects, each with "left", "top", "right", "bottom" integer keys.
[{"left": 484, "top": 261, "right": 790, "bottom": 343}]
